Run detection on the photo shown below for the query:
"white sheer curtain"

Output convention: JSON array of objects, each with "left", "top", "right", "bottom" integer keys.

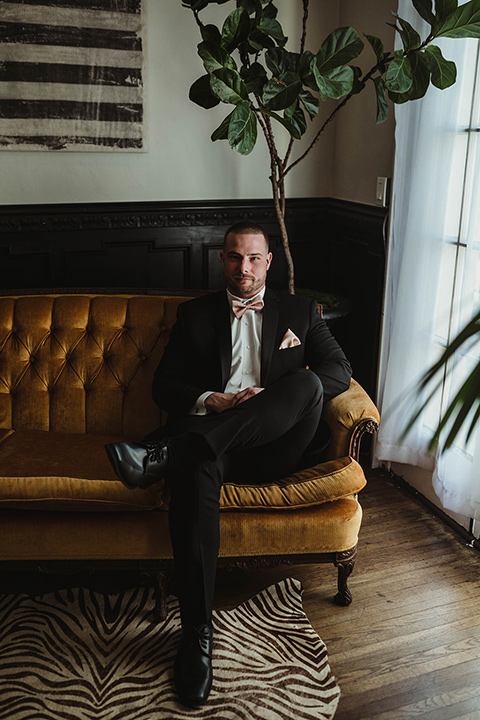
[{"left": 375, "top": 1, "right": 480, "bottom": 519}]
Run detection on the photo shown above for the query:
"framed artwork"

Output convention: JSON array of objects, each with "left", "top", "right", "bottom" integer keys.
[{"left": 0, "top": 0, "right": 145, "bottom": 151}]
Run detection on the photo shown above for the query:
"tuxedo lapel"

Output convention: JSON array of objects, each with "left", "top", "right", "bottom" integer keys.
[
  {"left": 213, "top": 291, "right": 232, "bottom": 390},
  {"left": 261, "top": 288, "right": 280, "bottom": 386}
]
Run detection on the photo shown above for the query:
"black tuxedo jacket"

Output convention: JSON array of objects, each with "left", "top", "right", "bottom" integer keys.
[{"left": 153, "top": 288, "right": 352, "bottom": 422}]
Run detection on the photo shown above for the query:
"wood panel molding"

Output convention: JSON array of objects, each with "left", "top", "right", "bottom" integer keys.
[{"left": 0, "top": 197, "right": 387, "bottom": 398}]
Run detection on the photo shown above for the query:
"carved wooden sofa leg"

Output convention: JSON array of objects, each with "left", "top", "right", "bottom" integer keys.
[
  {"left": 152, "top": 572, "right": 169, "bottom": 620},
  {"left": 333, "top": 546, "right": 357, "bottom": 606},
  {"left": 138, "top": 569, "right": 170, "bottom": 621}
]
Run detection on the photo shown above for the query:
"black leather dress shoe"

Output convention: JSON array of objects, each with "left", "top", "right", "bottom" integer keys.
[
  {"left": 174, "top": 624, "right": 213, "bottom": 707},
  {"left": 104, "top": 439, "right": 169, "bottom": 490}
]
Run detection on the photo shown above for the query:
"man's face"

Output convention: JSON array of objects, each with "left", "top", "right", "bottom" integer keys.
[{"left": 221, "top": 232, "right": 272, "bottom": 298}]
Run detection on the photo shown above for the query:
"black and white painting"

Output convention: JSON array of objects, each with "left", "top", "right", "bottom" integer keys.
[{"left": 0, "top": 0, "right": 145, "bottom": 151}]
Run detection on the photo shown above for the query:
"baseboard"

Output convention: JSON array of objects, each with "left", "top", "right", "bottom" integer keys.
[{"left": 385, "top": 468, "right": 480, "bottom": 552}]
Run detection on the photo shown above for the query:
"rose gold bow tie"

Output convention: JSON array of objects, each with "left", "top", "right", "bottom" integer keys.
[{"left": 231, "top": 297, "right": 264, "bottom": 319}]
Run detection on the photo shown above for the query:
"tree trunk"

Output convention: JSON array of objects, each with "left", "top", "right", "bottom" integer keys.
[{"left": 270, "top": 173, "right": 295, "bottom": 294}]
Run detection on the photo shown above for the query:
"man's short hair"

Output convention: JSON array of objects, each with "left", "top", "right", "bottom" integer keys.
[{"left": 223, "top": 221, "right": 269, "bottom": 251}]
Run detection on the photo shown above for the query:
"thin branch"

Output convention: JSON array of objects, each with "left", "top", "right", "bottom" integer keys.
[
  {"left": 192, "top": 8, "right": 204, "bottom": 30},
  {"left": 253, "top": 106, "right": 270, "bottom": 140},
  {"left": 300, "top": 0, "right": 309, "bottom": 54},
  {"left": 283, "top": 137, "right": 295, "bottom": 169},
  {"left": 252, "top": 95, "right": 277, "bottom": 160},
  {"left": 282, "top": 0, "right": 307, "bottom": 169},
  {"left": 270, "top": 167, "right": 295, "bottom": 293},
  {"left": 282, "top": 56, "right": 393, "bottom": 179},
  {"left": 280, "top": 175, "right": 286, "bottom": 217},
  {"left": 283, "top": 95, "right": 351, "bottom": 179},
  {"left": 261, "top": 109, "right": 284, "bottom": 173}
]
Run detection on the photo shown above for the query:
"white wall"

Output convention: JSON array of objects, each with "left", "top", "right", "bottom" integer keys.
[
  {"left": 334, "top": 0, "right": 396, "bottom": 205},
  {"left": 0, "top": 0, "right": 395, "bottom": 206}
]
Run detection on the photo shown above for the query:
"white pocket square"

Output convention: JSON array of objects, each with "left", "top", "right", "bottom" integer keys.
[{"left": 279, "top": 328, "right": 301, "bottom": 349}]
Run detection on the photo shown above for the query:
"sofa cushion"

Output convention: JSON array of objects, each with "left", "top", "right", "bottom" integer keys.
[
  {"left": 0, "top": 429, "right": 163, "bottom": 511},
  {"left": 220, "top": 456, "right": 365, "bottom": 510}
]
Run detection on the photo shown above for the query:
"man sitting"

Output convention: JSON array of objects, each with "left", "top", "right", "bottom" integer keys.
[{"left": 105, "top": 221, "right": 352, "bottom": 707}]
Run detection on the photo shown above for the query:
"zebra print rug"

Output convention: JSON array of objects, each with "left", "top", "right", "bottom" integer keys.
[{"left": 0, "top": 577, "right": 340, "bottom": 720}]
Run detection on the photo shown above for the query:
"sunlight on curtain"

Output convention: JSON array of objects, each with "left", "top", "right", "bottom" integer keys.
[{"left": 375, "top": 1, "right": 480, "bottom": 519}]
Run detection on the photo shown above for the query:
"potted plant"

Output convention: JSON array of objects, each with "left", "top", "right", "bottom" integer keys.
[{"left": 183, "top": 0, "right": 480, "bottom": 295}]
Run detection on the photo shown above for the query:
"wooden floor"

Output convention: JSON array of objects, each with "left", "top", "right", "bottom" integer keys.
[
  {"left": 1, "top": 470, "right": 479, "bottom": 718},
  {"left": 213, "top": 469, "right": 480, "bottom": 720}
]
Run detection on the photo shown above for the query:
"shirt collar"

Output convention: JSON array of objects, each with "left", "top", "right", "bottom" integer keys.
[{"left": 227, "top": 286, "right": 266, "bottom": 306}]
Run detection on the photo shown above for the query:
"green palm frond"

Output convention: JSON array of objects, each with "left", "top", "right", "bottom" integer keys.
[{"left": 404, "top": 307, "right": 480, "bottom": 453}]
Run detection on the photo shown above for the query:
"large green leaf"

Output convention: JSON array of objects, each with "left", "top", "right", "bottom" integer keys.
[
  {"left": 265, "top": 47, "right": 292, "bottom": 76},
  {"left": 388, "top": 52, "right": 430, "bottom": 103},
  {"left": 189, "top": 74, "right": 221, "bottom": 108},
  {"left": 210, "top": 68, "right": 248, "bottom": 104},
  {"left": 264, "top": 48, "right": 299, "bottom": 77},
  {"left": 248, "top": 28, "right": 276, "bottom": 51},
  {"left": 211, "top": 110, "right": 234, "bottom": 141},
  {"left": 297, "top": 51, "right": 318, "bottom": 92},
  {"left": 262, "top": 2, "right": 278, "bottom": 19},
  {"left": 299, "top": 89, "right": 320, "bottom": 119},
  {"left": 240, "top": 61, "right": 267, "bottom": 93},
  {"left": 373, "top": 77, "right": 389, "bottom": 123},
  {"left": 312, "top": 64, "right": 355, "bottom": 101},
  {"left": 286, "top": 104, "right": 307, "bottom": 137},
  {"left": 262, "top": 71, "right": 302, "bottom": 110},
  {"left": 315, "top": 26, "right": 364, "bottom": 74},
  {"left": 385, "top": 50, "right": 413, "bottom": 93},
  {"left": 435, "top": 0, "right": 480, "bottom": 38},
  {"left": 424, "top": 45, "right": 457, "bottom": 88},
  {"left": 198, "top": 40, "right": 237, "bottom": 73},
  {"left": 228, "top": 101, "right": 258, "bottom": 154},
  {"left": 237, "top": 0, "right": 262, "bottom": 14},
  {"left": 365, "top": 34, "right": 385, "bottom": 63},
  {"left": 221, "top": 7, "right": 250, "bottom": 51},
  {"left": 298, "top": 50, "right": 315, "bottom": 79},
  {"left": 392, "top": 13, "right": 422, "bottom": 51},
  {"left": 284, "top": 99, "right": 297, "bottom": 118},
  {"left": 350, "top": 66, "right": 365, "bottom": 95},
  {"left": 412, "top": 0, "right": 435, "bottom": 24},
  {"left": 435, "top": 0, "right": 458, "bottom": 21},
  {"left": 201, "top": 24, "right": 222, "bottom": 45},
  {"left": 258, "top": 17, "right": 287, "bottom": 45}
]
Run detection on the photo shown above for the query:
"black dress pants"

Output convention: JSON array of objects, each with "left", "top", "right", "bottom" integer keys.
[{"left": 166, "top": 368, "right": 324, "bottom": 627}]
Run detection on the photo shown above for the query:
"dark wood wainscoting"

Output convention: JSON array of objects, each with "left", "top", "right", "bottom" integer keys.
[{"left": 0, "top": 198, "right": 387, "bottom": 399}]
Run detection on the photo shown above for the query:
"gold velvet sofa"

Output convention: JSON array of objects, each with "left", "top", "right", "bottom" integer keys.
[{"left": 0, "top": 292, "right": 380, "bottom": 610}]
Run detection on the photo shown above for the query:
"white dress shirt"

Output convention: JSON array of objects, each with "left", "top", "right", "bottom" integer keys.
[{"left": 190, "top": 287, "right": 265, "bottom": 415}]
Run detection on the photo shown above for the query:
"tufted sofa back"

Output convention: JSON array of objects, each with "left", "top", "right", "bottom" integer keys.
[{"left": 0, "top": 294, "right": 193, "bottom": 438}]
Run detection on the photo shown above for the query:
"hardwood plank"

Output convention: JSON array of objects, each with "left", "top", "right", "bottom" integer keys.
[
  {"left": 214, "top": 469, "right": 480, "bottom": 719},
  {"left": 338, "top": 663, "right": 480, "bottom": 719}
]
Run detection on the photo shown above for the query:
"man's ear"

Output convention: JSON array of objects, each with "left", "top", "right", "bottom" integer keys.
[{"left": 266, "top": 252, "right": 273, "bottom": 269}]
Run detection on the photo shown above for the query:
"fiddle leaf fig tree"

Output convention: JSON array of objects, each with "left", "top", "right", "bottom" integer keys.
[{"left": 184, "top": 0, "right": 480, "bottom": 293}]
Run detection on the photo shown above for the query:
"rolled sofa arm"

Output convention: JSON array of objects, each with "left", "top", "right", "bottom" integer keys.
[{"left": 322, "top": 379, "right": 380, "bottom": 462}]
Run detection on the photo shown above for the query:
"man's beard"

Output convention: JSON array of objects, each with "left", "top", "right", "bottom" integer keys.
[{"left": 231, "top": 274, "right": 266, "bottom": 297}]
